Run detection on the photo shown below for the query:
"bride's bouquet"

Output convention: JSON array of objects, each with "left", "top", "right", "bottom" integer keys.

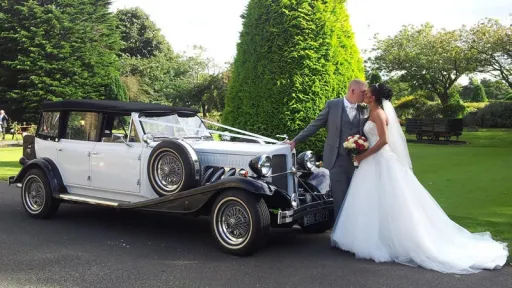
[{"left": 343, "top": 135, "right": 369, "bottom": 167}]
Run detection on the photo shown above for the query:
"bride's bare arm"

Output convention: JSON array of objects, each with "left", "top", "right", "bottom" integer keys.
[{"left": 357, "top": 110, "right": 388, "bottom": 162}]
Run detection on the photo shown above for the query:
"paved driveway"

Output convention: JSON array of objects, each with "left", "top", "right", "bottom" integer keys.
[{"left": 0, "top": 183, "right": 510, "bottom": 288}]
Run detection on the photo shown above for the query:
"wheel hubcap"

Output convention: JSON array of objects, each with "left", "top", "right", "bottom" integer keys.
[
  {"left": 216, "top": 201, "right": 251, "bottom": 246},
  {"left": 155, "top": 151, "right": 183, "bottom": 192},
  {"left": 24, "top": 176, "right": 45, "bottom": 212}
]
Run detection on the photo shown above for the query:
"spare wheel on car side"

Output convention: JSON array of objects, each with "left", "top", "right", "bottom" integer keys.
[{"left": 147, "top": 140, "right": 201, "bottom": 197}]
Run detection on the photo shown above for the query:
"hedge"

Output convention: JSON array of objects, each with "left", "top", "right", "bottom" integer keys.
[
  {"left": 221, "top": 0, "right": 365, "bottom": 155},
  {"left": 476, "top": 102, "right": 512, "bottom": 128},
  {"left": 394, "top": 96, "right": 467, "bottom": 120}
]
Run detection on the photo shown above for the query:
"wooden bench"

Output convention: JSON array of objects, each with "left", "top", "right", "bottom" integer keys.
[
  {"left": 405, "top": 118, "right": 463, "bottom": 141},
  {"left": 8, "top": 125, "right": 32, "bottom": 139}
]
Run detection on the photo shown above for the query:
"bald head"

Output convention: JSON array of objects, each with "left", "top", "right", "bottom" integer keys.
[{"left": 346, "top": 79, "right": 367, "bottom": 104}]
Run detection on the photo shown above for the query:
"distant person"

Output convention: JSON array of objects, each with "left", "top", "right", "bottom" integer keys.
[{"left": 0, "top": 110, "right": 8, "bottom": 140}]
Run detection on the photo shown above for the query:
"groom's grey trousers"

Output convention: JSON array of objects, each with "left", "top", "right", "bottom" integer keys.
[{"left": 329, "top": 154, "right": 355, "bottom": 220}]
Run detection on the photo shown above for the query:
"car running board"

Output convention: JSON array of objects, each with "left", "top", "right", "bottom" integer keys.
[{"left": 57, "top": 194, "right": 129, "bottom": 207}]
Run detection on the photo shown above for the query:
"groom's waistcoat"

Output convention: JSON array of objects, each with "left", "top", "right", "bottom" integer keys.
[{"left": 338, "top": 103, "right": 363, "bottom": 156}]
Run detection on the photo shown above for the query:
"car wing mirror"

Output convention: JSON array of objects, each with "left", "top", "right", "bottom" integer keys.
[{"left": 112, "top": 133, "right": 133, "bottom": 147}]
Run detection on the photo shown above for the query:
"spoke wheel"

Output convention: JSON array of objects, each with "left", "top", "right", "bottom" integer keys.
[
  {"left": 216, "top": 199, "right": 251, "bottom": 246},
  {"left": 155, "top": 151, "right": 184, "bottom": 193},
  {"left": 23, "top": 175, "right": 46, "bottom": 213},
  {"left": 147, "top": 140, "right": 201, "bottom": 197},
  {"left": 211, "top": 190, "right": 271, "bottom": 256},
  {"left": 21, "top": 169, "right": 60, "bottom": 219}
]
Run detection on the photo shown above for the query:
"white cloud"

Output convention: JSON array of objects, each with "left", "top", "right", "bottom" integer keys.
[{"left": 110, "top": 0, "right": 511, "bottom": 68}]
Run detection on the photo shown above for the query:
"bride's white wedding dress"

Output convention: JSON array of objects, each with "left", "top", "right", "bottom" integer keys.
[{"left": 330, "top": 104, "right": 509, "bottom": 274}]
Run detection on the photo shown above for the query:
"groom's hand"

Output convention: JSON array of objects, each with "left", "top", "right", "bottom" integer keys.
[{"left": 285, "top": 140, "right": 296, "bottom": 150}]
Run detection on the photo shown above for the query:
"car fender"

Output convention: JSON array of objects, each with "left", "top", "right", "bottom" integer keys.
[
  {"left": 299, "top": 167, "right": 331, "bottom": 194},
  {"left": 120, "top": 176, "right": 276, "bottom": 213},
  {"left": 10, "top": 157, "right": 67, "bottom": 197}
]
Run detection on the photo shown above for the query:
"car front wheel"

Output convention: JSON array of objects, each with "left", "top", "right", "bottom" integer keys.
[
  {"left": 21, "top": 169, "right": 60, "bottom": 219},
  {"left": 211, "top": 190, "right": 270, "bottom": 256}
]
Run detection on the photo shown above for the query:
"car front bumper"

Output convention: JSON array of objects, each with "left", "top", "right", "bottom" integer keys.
[{"left": 277, "top": 199, "right": 334, "bottom": 224}]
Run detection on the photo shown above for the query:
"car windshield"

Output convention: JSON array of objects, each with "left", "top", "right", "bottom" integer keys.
[{"left": 139, "top": 113, "right": 211, "bottom": 139}]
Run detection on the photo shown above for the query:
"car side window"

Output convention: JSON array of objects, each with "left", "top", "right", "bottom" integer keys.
[
  {"left": 66, "top": 112, "right": 100, "bottom": 141},
  {"left": 37, "top": 112, "right": 60, "bottom": 139},
  {"left": 129, "top": 119, "right": 140, "bottom": 143},
  {"left": 101, "top": 114, "right": 131, "bottom": 143}
]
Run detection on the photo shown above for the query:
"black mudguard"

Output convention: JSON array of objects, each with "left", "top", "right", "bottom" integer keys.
[
  {"left": 120, "top": 176, "right": 279, "bottom": 213},
  {"left": 9, "top": 157, "right": 67, "bottom": 197}
]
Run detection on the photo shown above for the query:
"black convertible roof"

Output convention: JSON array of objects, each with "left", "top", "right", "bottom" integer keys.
[{"left": 41, "top": 99, "right": 199, "bottom": 114}]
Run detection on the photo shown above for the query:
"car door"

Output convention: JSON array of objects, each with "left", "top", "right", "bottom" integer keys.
[
  {"left": 55, "top": 111, "right": 101, "bottom": 188},
  {"left": 89, "top": 115, "right": 142, "bottom": 193}
]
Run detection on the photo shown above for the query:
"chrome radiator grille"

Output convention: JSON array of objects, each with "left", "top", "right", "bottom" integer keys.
[{"left": 271, "top": 154, "right": 288, "bottom": 192}]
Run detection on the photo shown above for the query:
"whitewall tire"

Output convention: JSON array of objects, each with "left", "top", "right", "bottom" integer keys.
[
  {"left": 21, "top": 169, "right": 60, "bottom": 219},
  {"left": 211, "top": 190, "right": 271, "bottom": 256}
]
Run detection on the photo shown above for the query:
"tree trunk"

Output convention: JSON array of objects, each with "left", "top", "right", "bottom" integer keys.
[
  {"left": 201, "top": 102, "right": 207, "bottom": 118},
  {"left": 437, "top": 92, "right": 450, "bottom": 106}
]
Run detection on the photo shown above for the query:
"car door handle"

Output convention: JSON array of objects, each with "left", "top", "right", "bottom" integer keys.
[
  {"left": 91, "top": 152, "right": 98, "bottom": 155},
  {"left": 56, "top": 148, "right": 62, "bottom": 151}
]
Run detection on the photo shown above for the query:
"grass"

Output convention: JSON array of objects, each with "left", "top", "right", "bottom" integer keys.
[
  {"left": 0, "top": 133, "right": 22, "bottom": 142},
  {"left": 405, "top": 128, "right": 512, "bottom": 262},
  {"left": 1, "top": 129, "right": 511, "bottom": 262},
  {"left": 0, "top": 147, "right": 22, "bottom": 181}
]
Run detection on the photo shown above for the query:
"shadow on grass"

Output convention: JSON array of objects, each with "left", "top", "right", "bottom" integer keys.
[{"left": 0, "top": 161, "right": 20, "bottom": 167}]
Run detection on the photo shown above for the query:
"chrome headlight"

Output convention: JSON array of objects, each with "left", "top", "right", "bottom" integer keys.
[
  {"left": 297, "top": 151, "right": 316, "bottom": 171},
  {"left": 248, "top": 154, "right": 272, "bottom": 177}
]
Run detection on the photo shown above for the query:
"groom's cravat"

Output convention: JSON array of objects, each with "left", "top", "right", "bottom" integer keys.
[{"left": 344, "top": 97, "right": 357, "bottom": 121}]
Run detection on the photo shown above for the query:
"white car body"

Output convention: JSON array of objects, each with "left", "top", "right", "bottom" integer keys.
[{"left": 10, "top": 100, "right": 333, "bottom": 256}]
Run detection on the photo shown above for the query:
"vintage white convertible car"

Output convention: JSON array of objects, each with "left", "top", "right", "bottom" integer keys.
[{"left": 9, "top": 100, "right": 334, "bottom": 256}]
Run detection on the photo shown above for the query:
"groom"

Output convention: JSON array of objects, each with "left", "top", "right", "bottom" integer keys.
[{"left": 287, "top": 79, "right": 369, "bottom": 220}]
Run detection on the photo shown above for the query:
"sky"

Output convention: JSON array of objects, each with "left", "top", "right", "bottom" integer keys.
[{"left": 110, "top": 0, "right": 511, "bottom": 69}]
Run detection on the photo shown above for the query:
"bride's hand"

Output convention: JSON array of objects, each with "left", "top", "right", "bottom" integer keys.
[{"left": 353, "top": 154, "right": 364, "bottom": 163}]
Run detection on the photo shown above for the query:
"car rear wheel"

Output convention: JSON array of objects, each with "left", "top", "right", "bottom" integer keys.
[
  {"left": 211, "top": 190, "right": 271, "bottom": 256},
  {"left": 21, "top": 169, "right": 60, "bottom": 219}
]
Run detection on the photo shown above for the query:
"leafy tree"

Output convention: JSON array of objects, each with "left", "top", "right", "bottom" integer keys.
[
  {"left": 480, "top": 78, "right": 512, "bottom": 100},
  {"left": 459, "top": 80, "right": 474, "bottom": 102},
  {"left": 119, "top": 49, "right": 190, "bottom": 103},
  {"left": 465, "top": 18, "right": 512, "bottom": 89},
  {"left": 222, "top": 0, "right": 364, "bottom": 154},
  {"left": 370, "top": 23, "right": 478, "bottom": 111},
  {"left": 105, "top": 75, "right": 128, "bottom": 101},
  {"left": 365, "top": 70, "right": 382, "bottom": 85},
  {"left": 0, "top": 0, "right": 122, "bottom": 122},
  {"left": 114, "top": 7, "right": 171, "bottom": 58},
  {"left": 168, "top": 46, "right": 229, "bottom": 116},
  {"left": 470, "top": 81, "right": 487, "bottom": 102}
]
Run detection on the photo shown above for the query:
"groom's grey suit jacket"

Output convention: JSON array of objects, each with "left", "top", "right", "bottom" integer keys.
[{"left": 292, "top": 97, "right": 369, "bottom": 170}]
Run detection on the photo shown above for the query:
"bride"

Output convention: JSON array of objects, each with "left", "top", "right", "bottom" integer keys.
[{"left": 330, "top": 82, "right": 509, "bottom": 274}]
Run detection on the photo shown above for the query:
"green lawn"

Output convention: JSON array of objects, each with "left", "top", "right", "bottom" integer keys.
[
  {"left": 405, "top": 128, "right": 512, "bottom": 262},
  {"left": 0, "top": 133, "right": 23, "bottom": 142},
  {"left": 0, "top": 129, "right": 511, "bottom": 262},
  {"left": 0, "top": 147, "right": 22, "bottom": 181}
]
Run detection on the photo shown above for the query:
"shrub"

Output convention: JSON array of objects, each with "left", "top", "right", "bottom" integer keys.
[
  {"left": 476, "top": 102, "right": 512, "bottom": 128},
  {"left": 470, "top": 83, "right": 488, "bottom": 102},
  {"left": 222, "top": 0, "right": 365, "bottom": 155},
  {"left": 442, "top": 99, "right": 467, "bottom": 118},
  {"left": 394, "top": 96, "right": 442, "bottom": 120},
  {"left": 464, "top": 102, "right": 488, "bottom": 110}
]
